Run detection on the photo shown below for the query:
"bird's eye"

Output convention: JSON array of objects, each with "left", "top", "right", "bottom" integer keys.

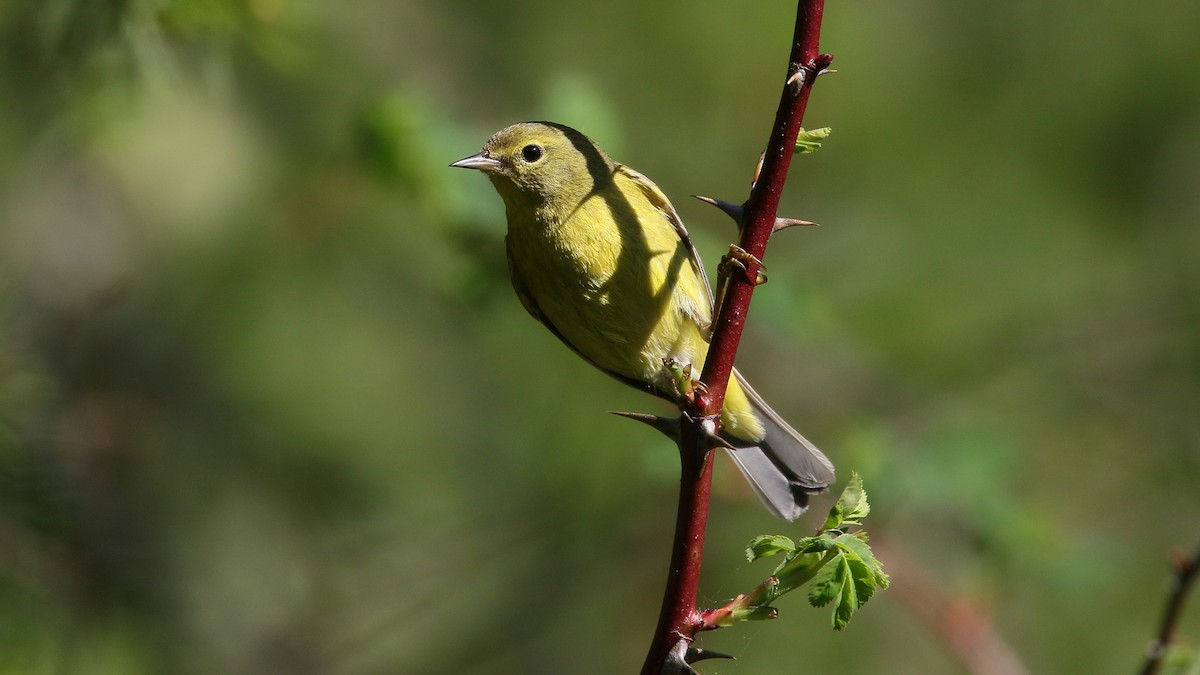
[{"left": 521, "top": 144, "right": 544, "bottom": 162}]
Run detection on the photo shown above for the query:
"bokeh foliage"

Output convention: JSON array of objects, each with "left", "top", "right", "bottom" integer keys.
[{"left": 1, "top": 1, "right": 1198, "bottom": 673}]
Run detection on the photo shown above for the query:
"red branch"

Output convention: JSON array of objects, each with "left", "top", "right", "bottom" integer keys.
[
  {"left": 639, "top": 1, "right": 830, "bottom": 673},
  {"left": 639, "top": 422, "right": 715, "bottom": 675},
  {"left": 697, "top": 2, "right": 829, "bottom": 414}
]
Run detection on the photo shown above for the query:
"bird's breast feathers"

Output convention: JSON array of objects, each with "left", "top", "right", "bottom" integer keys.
[{"left": 506, "top": 177, "right": 710, "bottom": 385}]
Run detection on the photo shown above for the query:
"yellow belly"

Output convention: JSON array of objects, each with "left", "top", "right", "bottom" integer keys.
[{"left": 507, "top": 177, "right": 764, "bottom": 442}]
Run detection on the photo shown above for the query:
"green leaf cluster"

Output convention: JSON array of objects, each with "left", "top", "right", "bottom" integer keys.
[{"left": 742, "top": 473, "right": 888, "bottom": 630}]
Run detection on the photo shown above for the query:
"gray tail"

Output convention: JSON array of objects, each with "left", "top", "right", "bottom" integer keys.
[{"left": 721, "top": 371, "right": 835, "bottom": 521}]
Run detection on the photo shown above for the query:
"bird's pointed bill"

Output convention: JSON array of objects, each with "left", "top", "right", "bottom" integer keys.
[{"left": 449, "top": 151, "right": 502, "bottom": 172}]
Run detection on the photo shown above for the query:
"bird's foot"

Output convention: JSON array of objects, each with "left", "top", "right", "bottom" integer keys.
[{"left": 718, "top": 245, "right": 768, "bottom": 286}]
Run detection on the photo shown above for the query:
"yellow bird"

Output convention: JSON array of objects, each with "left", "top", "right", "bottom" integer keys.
[{"left": 452, "top": 122, "right": 834, "bottom": 520}]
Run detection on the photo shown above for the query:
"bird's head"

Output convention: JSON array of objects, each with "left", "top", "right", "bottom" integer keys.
[{"left": 451, "top": 121, "right": 614, "bottom": 211}]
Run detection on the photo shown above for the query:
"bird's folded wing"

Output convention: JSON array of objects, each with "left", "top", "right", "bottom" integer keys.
[{"left": 616, "top": 164, "right": 714, "bottom": 312}]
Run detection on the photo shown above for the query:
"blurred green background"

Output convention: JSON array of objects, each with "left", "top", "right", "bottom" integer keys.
[{"left": 2, "top": 2, "right": 1198, "bottom": 674}]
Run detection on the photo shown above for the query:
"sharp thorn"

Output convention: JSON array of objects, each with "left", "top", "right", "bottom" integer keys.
[
  {"left": 608, "top": 411, "right": 680, "bottom": 441},
  {"left": 693, "top": 194, "right": 744, "bottom": 225},
  {"left": 686, "top": 647, "right": 737, "bottom": 664},
  {"left": 709, "top": 432, "right": 736, "bottom": 451},
  {"left": 773, "top": 217, "right": 819, "bottom": 232},
  {"left": 611, "top": 410, "right": 735, "bottom": 452},
  {"left": 665, "top": 639, "right": 700, "bottom": 675},
  {"left": 682, "top": 411, "right": 735, "bottom": 451}
]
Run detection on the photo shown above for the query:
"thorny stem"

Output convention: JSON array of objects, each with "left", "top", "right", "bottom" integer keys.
[
  {"left": 695, "top": 7, "right": 829, "bottom": 416},
  {"left": 1140, "top": 542, "right": 1200, "bottom": 675},
  {"left": 640, "top": 421, "right": 715, "bottom": 675},
  {"left": 640, "top": 1, "right": 830, "bottom": 673}
]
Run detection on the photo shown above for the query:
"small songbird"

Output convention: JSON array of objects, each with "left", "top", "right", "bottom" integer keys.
[{"left": 451, "top": 122, "right": 834, "bottom": 520}]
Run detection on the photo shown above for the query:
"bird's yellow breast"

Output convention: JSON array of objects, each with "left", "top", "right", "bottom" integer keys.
[{"left": 506, "top": 169, "right": 710, "bottom": 390}]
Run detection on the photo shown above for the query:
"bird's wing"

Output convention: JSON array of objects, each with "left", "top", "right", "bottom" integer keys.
[
  {"left": 505, "top": 236, "right": 661, "bottom": 397},
  {"left": 616, "top": 164, "right": 714, "bottom": 308}
]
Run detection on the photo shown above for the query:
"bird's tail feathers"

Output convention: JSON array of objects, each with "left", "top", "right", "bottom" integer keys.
[{"left": 721, "top": 371, "right": 835, "bottom": 521}]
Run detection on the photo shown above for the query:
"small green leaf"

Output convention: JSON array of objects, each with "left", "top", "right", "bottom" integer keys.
[
  {"left": 794, "top": 127, "right": 832, "bottom": 153},
  {"left": 840, "top": 472, "right": 871, "bottom": 524},
  {"left": 837, "top": 533, "right": 890, "bottom": 590},
  {"left": 822, "top": 503, "right": 845, "bottom": 532},
  {"left": 823, "top": 471, "right": 870, "bottom": 531},
  {"left": 801, "top": 534, "right": 890, "bottom": 630},
  {"left": 831, "top": 575, "right": 859, "bottom": 629},
  {"left": 807, "top": 556, "right": 844, "bottom": 609},
  {"left": 808, "top": 551, "right": 863, "bottom": 630},
  {"left": 794, "top": 534, "right": 838, "bottom": 554},
  {"left": 843, "top": 554, "right": 877, "bottom": 625},
  {"left": 747, "top": 535, "right": 796, "bottom": 562}
]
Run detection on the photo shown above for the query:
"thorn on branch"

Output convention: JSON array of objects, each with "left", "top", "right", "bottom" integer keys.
[
  {"left": 694, "top": 195, "right": 818, "bottom": 232},
  {"left": 773, "top": 217, "right": 820, "bottom": 232},
  {"left": 609, "top": 411, "right": 681, "bottom": 441},
  {"left": 685, "top": 647, "right": 736, "bottom": 664},
  {"left": 693, "top": 195, "right": 743, "bottom": 225},
  {"left": 664, "top": 639, "right": 700, "bottom": 675},
  {"left": 609, "top": 411, "right": 734, "bottom": 452}
]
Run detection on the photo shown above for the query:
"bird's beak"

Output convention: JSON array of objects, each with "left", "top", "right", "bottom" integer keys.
[{"left": 449, "top": 151, "right": 502, "bottom": 172}]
